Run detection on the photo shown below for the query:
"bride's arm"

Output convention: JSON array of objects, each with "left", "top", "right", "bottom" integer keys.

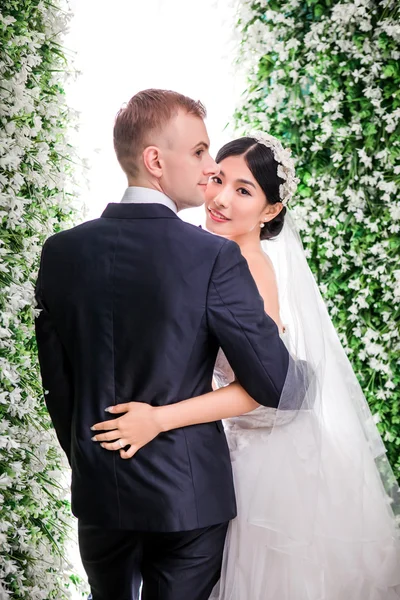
[
  {"left": 155, "top": 382, "right": 259, "bottom": 428},
  {"left": 91, "top": 381, "right": 259, "bottom": 458}
]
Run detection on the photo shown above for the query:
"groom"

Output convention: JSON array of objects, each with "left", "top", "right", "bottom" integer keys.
[{"left": 35, "top": 89, "right": 290, "bottom": 600}]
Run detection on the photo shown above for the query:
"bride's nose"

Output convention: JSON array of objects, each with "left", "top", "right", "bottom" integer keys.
[{"left": 214, "top": 189, "right": 230, "bottom": 209}]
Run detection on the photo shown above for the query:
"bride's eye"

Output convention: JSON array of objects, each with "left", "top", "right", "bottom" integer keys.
[
  {"left": 211, "top": 176, "right": 222, "bottom": 184},
  {"left": 238, "top": 187, "right": 250, "bottom": 196}
]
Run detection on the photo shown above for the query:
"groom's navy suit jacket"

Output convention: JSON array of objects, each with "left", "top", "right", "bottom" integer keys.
[{"left": 35, "top": 202, "right": 289, "bottom": 532}]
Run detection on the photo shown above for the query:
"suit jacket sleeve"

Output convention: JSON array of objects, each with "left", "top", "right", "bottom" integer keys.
[
  {"left": 206, "top": 240, "right": 289, "bottom": 408},
  {"left": 35, "top": 245, "right": 74, "bottom": 464}
]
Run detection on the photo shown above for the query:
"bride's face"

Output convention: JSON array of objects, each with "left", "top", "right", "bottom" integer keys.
[{"left": 205, "top": 155, "right": 269, "bottom": 239}]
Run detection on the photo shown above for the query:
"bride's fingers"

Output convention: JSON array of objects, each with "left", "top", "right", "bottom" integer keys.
[
  {"left": 104, "top": 403, "right": 131, "bottom": 414},
  {"left": 100, "top": 440, "right": 127, "bottom": 451},
  {"left": 91, "top": 417, "right": 121, "bottom": 431},
  {"left": 91, "top": 430, "right": 120, "bottom": 442},
  {"left": 120, "top": 445, "right": 138, "bottom": 459}
]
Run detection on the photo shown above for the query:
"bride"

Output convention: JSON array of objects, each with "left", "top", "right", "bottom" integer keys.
[{"left": 92, "top": 134, "right": 400, "bottom": 598}]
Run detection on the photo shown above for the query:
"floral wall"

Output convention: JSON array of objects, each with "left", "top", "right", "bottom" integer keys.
[
  {"left": 0, "top": 1, "right": 84, "bottom": 597},
  {"left": 235, "top": 0, "right": 400, "bottom": 476}
]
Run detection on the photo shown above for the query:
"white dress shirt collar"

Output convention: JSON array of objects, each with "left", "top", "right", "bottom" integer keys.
[{"left": 120, "top": 186, "right": 177, "bottom": 214}]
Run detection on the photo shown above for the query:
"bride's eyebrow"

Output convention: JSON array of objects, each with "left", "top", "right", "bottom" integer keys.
[
  {"left": 236, "top": 178, "right": 256, "bottom": 189},
  {"left": 218, "top": 170, "right": 255, "bottom": 188}
]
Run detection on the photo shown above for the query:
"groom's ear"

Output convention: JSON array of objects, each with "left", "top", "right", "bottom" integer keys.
[{"left": 142, "top": 146, "right": 163, "bottom": 178}]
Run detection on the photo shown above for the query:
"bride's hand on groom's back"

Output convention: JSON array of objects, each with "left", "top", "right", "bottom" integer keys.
[{"left": 90, "top": 402, "right": 163, "bottom": 459}]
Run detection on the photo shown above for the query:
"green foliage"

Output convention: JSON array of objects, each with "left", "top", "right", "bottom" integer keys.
[
  {"left": 0, "top": 1, "right": 85, "bottom": 597},
  {"left": 235, "top": 0, "right": 400, "bottom": 475}
]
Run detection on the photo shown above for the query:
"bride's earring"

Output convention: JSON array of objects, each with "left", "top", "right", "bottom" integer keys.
[{"left": 260, "top": 219, "right": 266, "bottom": 228}]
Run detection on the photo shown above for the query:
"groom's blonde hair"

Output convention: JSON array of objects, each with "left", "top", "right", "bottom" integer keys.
[{"left": 114, "top": 89, "right": 206, "bottom": 178}]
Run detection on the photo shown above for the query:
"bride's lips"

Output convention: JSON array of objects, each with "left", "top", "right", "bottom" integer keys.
[{"left": 207, "top": 206, "right": 231, "bottom": 223}]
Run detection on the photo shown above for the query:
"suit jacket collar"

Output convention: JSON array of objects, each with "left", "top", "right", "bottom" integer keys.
[{"left": 101, "top": 203, "right": 179, "bottom": 220}]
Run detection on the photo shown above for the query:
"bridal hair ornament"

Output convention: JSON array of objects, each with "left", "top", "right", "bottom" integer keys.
[{"left": 250, "top": 131, "right": 300, "bottom": 206}]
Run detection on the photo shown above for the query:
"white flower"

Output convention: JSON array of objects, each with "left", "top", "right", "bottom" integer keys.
[
  {"left": 0, "top": 14, "right": 16, "bottom": 26},
  {"left": 357, "top": 148, "right": 373, "bottom": 170},
  {"left": 323, "top": 98, "right": 340, "bottom": 113},
  {"left": 0, "top": 474, "right": 13, "bottom": 490},
  {"left": 331, "top": 152, "right": 343, "bottom": 164},
  {"left": 348, "top": 278, "right": 362, "bottom": 291},
  {"left": 310, "top": 141, "right": 323, "bottom": 152}
]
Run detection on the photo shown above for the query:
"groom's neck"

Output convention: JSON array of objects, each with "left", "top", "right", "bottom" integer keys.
[{"left": 127, "top": 176, "right": 161, "bottom": 192}]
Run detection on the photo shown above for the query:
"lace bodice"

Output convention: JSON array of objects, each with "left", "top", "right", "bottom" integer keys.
[
  {"left": 214, "top": 330, "right": 290, "bottom": 388},
  {"left": 213, "top": 331, "right": 294, "bottom": 450},
  {"left": 214, "top": 350, "right": 236, "bottom": 388}
]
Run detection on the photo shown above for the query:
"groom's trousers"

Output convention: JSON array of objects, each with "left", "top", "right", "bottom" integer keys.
[{"left": 78, "top": 520, "right": 229, "bottom": 600}]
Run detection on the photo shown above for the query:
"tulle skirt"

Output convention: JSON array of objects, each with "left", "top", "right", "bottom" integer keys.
[{"left": 210, "top": 412, "right": 400, "bottom": 600}]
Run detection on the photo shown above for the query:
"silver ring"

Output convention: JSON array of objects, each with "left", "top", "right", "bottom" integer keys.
[{"left": 118, "top": 439, "right": 124, "bottom": 449}]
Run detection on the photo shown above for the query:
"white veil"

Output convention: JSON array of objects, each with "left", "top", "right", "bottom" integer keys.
[
  {"left": 254, "top": 211, "right": 399, "bottom": 586},
  {"left": 216, "top": 211, "right": 400, "bottom": 599}
]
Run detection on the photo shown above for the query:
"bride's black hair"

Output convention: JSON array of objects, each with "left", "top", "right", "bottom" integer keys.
[{"left": 215, "top": 137, "right": 286, "bottom": 240}]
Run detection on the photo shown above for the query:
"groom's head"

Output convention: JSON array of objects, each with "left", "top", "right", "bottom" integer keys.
[{"left": 113, "top": 89, "right": 219, "bottom": 210}]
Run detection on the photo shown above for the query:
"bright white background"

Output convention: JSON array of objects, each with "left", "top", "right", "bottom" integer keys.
[
  {"left": 65, "top": 0, "right": 245, "bottom": 226},
  {"left": 63, "top": 1, "right": 245, "bottom": 590}
]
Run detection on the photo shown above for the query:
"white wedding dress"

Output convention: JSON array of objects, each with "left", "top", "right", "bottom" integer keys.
[
  {"left": 210, "top": 345, "right": 400, "bottom": 600},
  {"left": 207, "top": 213, "right": 400, "bottom": 599}
]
